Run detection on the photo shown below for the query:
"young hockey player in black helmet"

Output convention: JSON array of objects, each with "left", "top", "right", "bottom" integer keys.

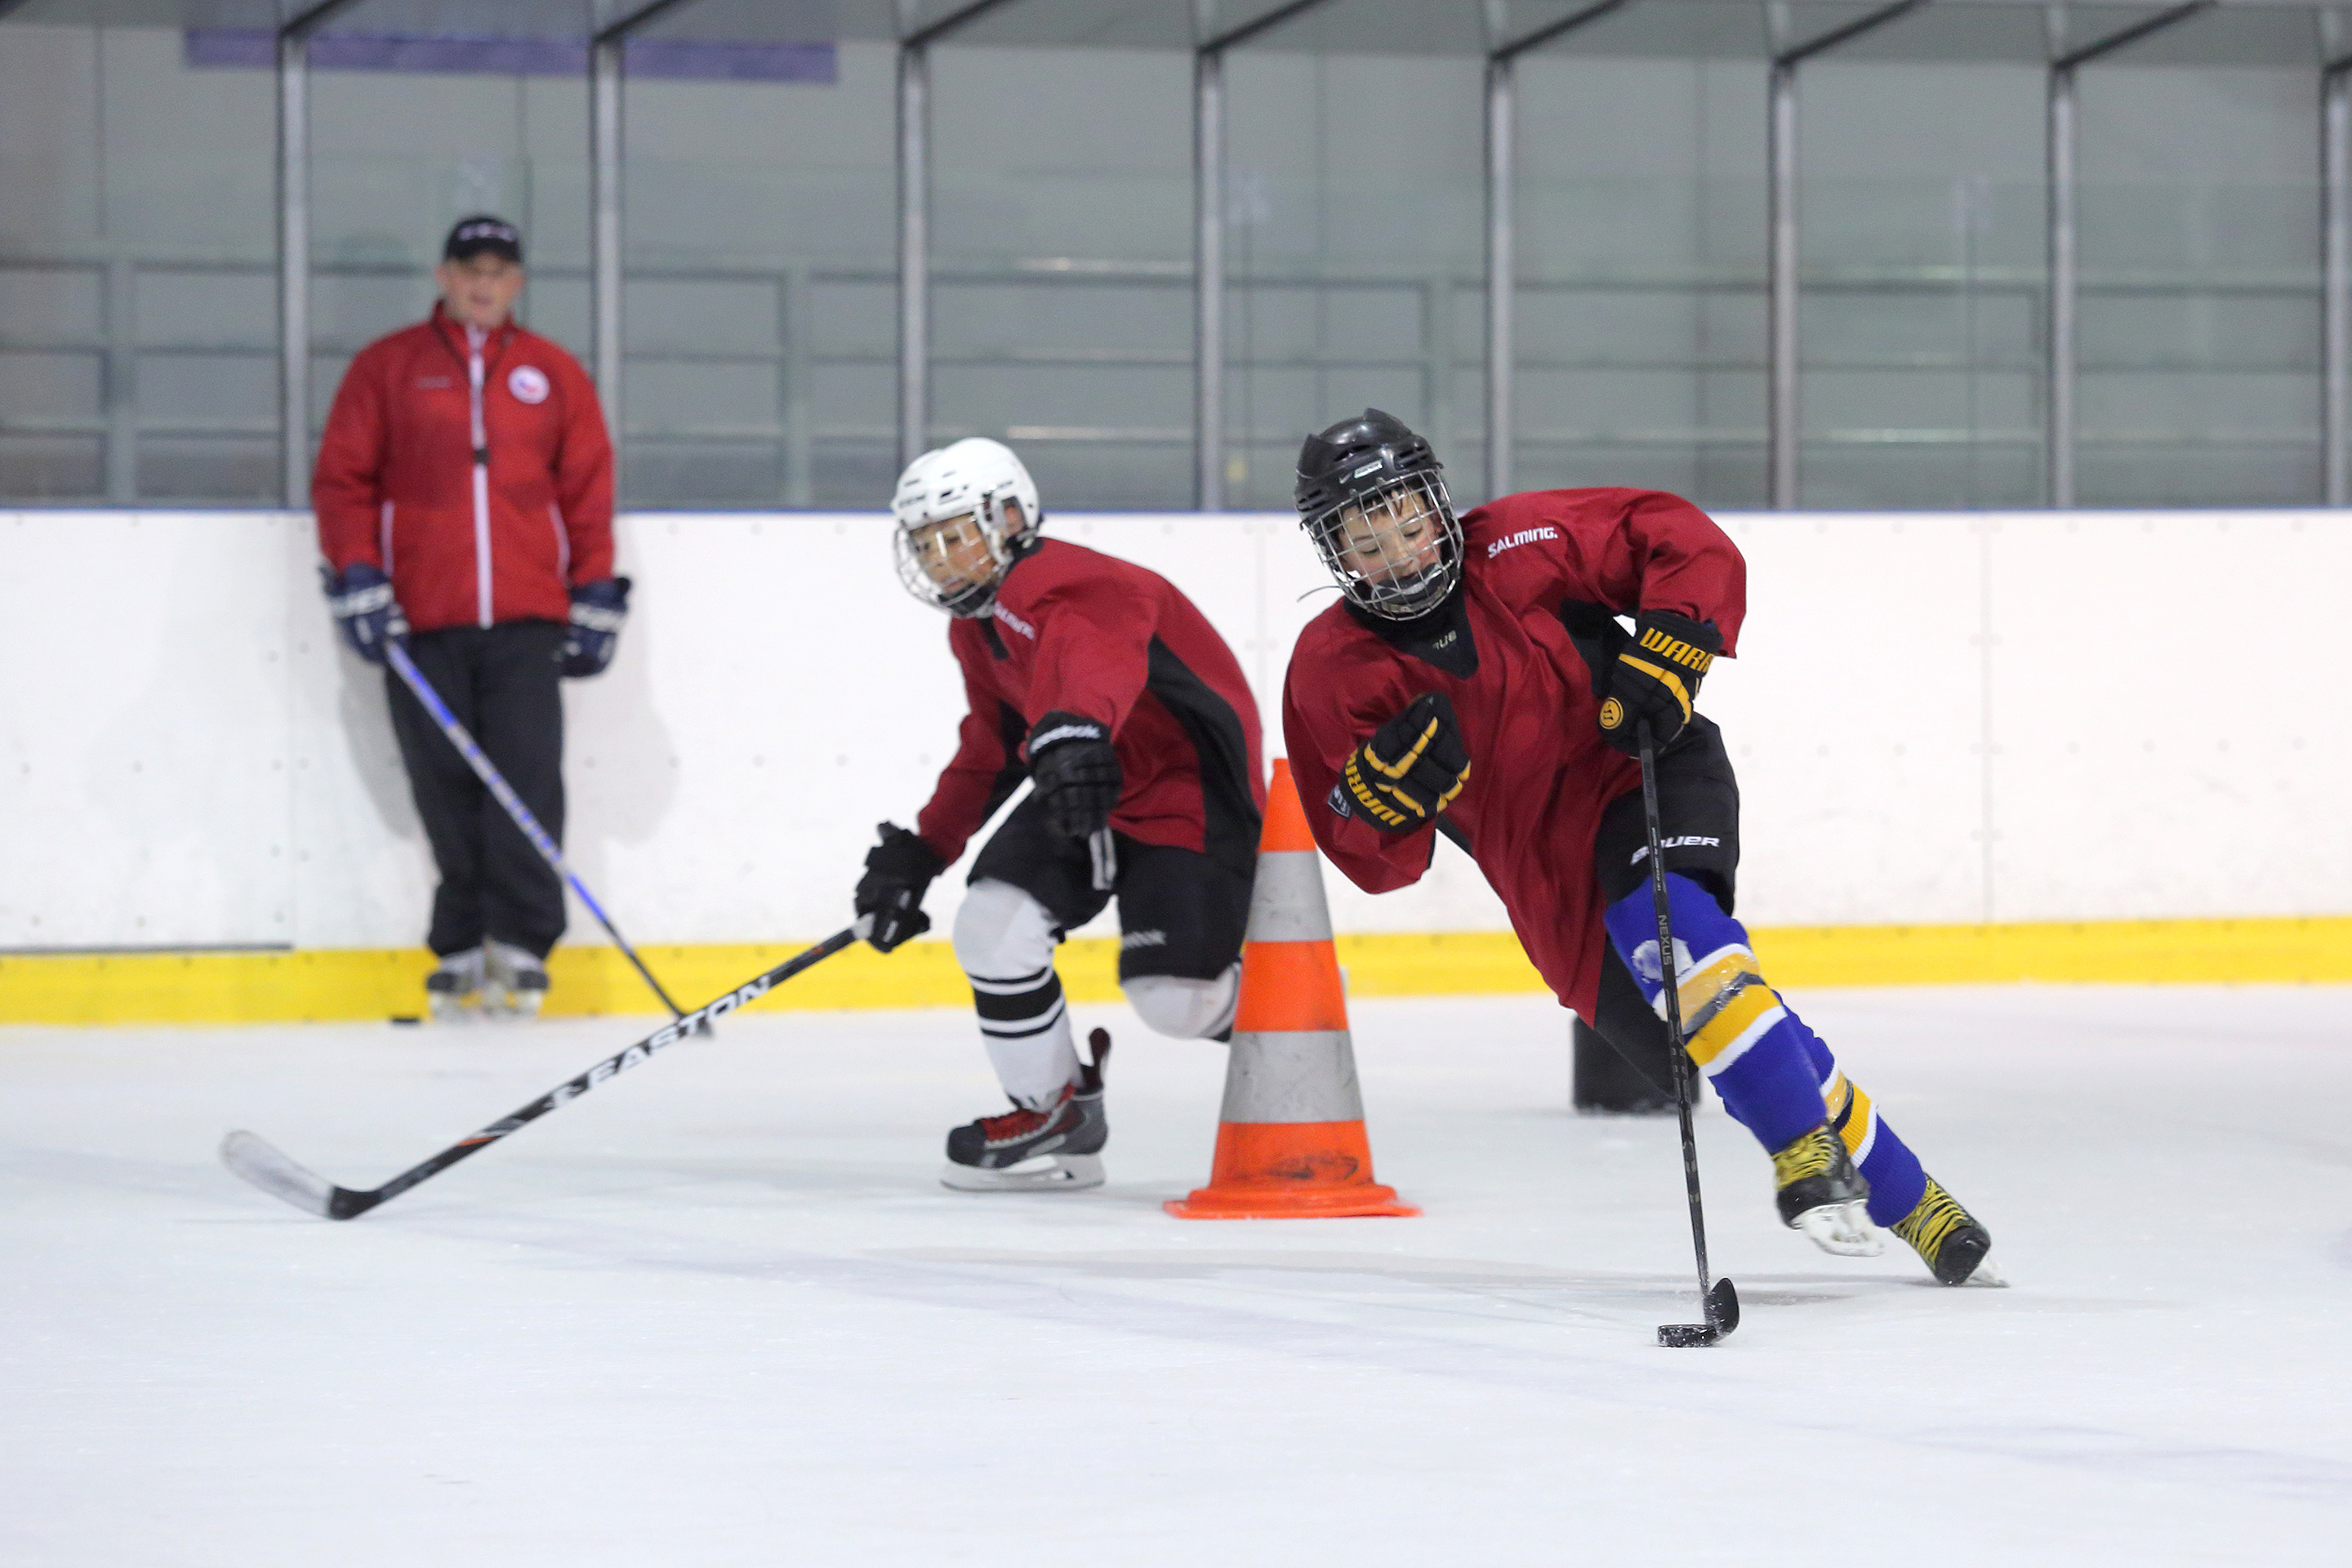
[
  {"left": 1278, "top": 410, "right": 1999, "bottom": 1285},
  {"left": 852, "top": 438, "right": 1264, "bottom": 1191}
]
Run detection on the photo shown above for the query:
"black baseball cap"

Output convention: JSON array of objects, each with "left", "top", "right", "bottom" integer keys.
[{"left": 443, "top": 216, "right": 523, "bottom": 265}]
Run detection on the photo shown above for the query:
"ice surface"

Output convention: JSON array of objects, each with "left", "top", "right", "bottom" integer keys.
[{"left": 2, "top": 987, "right": 2346, "bottom": 1566}]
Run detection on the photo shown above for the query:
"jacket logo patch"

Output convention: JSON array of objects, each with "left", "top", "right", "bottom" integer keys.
[
  {"left": 991, "top": 605, "right": 1037, "bottom": 640},
  {"left": 1487, "top": 526, "right": 1560, "bottom": 559},
  {"left": 1327, "top": 783, "right": 1354, "bottom": 820},
  {"left": 507, "top": 365, "right": 550, "bottom": 404}
]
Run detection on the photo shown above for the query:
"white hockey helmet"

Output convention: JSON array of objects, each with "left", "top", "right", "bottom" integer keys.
[{"left": 890, "top": 437, "right": 1044, "bottom": 617}]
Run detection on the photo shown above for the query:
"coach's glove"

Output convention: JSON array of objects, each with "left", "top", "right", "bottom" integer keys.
[
  {"left": 321, "top": 562, "right": 407, "bottom": 666},
  {"left": 854, "top": 822, "right": 946, "bottom": 953},
  {"left": 1343, "top": 691, "right": 1472, "bottom": 831},
  {"left": 1027, "top": 710, "right": 1122, "bottom": 840},
  {"left": 1597, "top": 610, "right": 1722, "bottom": 756},
  {"left": 561, "top": 576, "right": 632, "bottom": 678}
]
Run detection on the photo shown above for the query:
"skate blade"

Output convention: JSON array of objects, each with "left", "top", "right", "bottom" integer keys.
[
  {"left": 1791, "top": 1199, "right": 1883, "bottom": 1257},
  {"left": 939, "top": 1153, "right": 1105, "bottom": 1192},
  {"left": 1957, "top": 1253, "right": 2008, "bottom": 1288}
]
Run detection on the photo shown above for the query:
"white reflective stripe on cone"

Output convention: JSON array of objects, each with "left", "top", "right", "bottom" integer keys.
[
  {"left": 1218, "top": 1029, "right": 1365, "bottom": 1124},
  {"left": 1244, "top": 850, "right": 1334, "bottom": 943}
]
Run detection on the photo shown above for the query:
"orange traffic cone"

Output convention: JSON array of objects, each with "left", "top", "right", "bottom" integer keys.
[{"left": 1165, "top": 759, "right": 1418, "bottom": 1220}]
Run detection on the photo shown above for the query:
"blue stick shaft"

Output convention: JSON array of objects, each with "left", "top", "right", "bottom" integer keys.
[{"left": 385, "top": 640, "right": 688, "bottom": 1021}]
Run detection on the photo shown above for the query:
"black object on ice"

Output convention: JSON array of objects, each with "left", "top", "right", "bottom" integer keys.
[
  {"left": 1637, "top": 722, "right": 1740, "bottom": 1348},
  {"left": 221, "top": 927, "right": 861, "bottom": 1220}
]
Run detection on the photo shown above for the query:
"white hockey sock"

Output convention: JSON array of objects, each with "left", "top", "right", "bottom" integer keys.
[{"left": 955, "top": 879, "right": 1080, "bottom": 1110}]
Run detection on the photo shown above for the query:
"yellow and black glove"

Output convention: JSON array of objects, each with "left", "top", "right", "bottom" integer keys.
[
  {"left": 1343, "top": 692, "right": 1472, "bottom": 831},
  {"left": 1597, "top": 610, "right": 1722, "bottom": 755}
]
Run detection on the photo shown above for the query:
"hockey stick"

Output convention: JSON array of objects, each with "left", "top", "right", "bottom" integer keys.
[
  {"left": 385, "top": 639, "right": 689, "bottom": 1022},
  {"left": 220, "top": 926, "right": 860, "bottom": 1220},
  {"left": 1088, "top": 826, "right": 1117, "bottom": 893},
  {"left": 1640, "top": 721, "right": 1741, "bottom": 1348}
]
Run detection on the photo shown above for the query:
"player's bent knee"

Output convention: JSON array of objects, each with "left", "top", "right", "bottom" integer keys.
[
  {"left": 951, "top": 878, "right": 1061, "bottom": 982},
  {"left": 1601, "top": 874, "right": 1780, "bottom": 1077},
  {"left": 1123, "top": 966, "right": 1240, "bottom": 1040}
]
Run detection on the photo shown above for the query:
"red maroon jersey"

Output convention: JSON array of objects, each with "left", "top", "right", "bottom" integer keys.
[
  {"left": 915, "top": 538, "right": 1266, "bottom": 873},
  {"left": 314, "top": 304, "right": 613, "bottom": 634},
  {"left": 1281, "top": 488, "right": 1746, "bottom": 1018}
]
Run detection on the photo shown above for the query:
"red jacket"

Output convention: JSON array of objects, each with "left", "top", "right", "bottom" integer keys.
[
  {"left": 916, "top": 539, "right": 1266, "bottom": 875},
  {"left": 1281, "top": 488, "right": 1746, "bottom": 1018},
  {"left": 314, "top": 305, "right": 613, "bottom": 633}
]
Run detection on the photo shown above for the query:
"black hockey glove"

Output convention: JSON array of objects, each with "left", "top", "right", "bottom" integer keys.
[
  {"left": 854, "top": 822, "right": 946, "bottom": 953},
  {"left": 321, "top": 562, "right": 408, "bottom": 666},
  {"left": 561, "top": 576, "right": 632, "bottom": 678},
  {"left": 1597, "top": 610, "right": 1722, "bottom": 756},
  {"left": 1027, "top": 710, "right": 1123, "bottom": 840},
  {"left": 1342, "top": 691, "right": 1472, "bottom": 832}
]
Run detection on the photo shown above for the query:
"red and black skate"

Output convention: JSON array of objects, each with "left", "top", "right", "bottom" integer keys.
[{"left": 942, "top": 1030, "right": 1111, "bottom": 1192}]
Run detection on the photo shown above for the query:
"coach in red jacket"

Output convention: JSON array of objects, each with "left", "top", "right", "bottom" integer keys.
[{"left": 314, "top": 216, "right": 626, "bottom": 1020}]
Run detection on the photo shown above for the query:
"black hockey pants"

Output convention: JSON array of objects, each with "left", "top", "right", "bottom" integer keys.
[{"left": 385, "top": 621, "right": 568, "bottom": 960}]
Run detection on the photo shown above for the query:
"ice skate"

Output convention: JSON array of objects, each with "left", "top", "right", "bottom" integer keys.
[
  {"left": 424, "top": 947, "right": 485, "bottom": 1022},
  {"left": 481, "top": 939, "right": 549, "bottom": 1019},
  {"left": 1772, "top": 1124, "right": 1881, "bottom": 1256},
  {"left": 942, "top": 1030, "right": 1110, "bottom": 1192},
  {"left": 1893, "top": 1175, "right": 2005, "bottom": 1286}
]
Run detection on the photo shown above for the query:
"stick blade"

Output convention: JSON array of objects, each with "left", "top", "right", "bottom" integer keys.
[
  {"left": 220, "top": 1130, "right": 352, "bottom": 1219},
  {"left": 1706, "top": 1276, "right": 1741, "bottom": 1335}
]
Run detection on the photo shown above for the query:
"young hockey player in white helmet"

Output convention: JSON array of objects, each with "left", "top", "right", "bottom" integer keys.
[{"left": 854, "top": 438, "right": 1265, "bottom": 1190}]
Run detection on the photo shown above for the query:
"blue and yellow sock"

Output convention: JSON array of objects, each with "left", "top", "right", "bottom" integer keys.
[
  {"left": 1602, "top": 875, "right": 1826, "bottom": 1154},
  {"left": 1603, "top": 875, "right": 1931, "bottom": 1225}
]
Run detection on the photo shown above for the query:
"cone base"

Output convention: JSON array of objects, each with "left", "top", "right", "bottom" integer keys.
[
  {"left": 1163, "top": 1187, "right": 1420, "bottom": 1220},
  {"left": 1162, "top": 1119, "right": 1419, "bottom": 1220}
]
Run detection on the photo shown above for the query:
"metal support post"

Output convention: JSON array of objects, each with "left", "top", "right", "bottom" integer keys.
[
  {"left": 276, "top": 1, "right": 366, "bottom": 510},
  {"left": 1767, "top": 59, "right": 1800, "bottom": 509},
  {"left": 1485, "top": 55, "right": 1513, "bottom": 502},
  {"left": 2047, "top": 60, "right": 2077, "bottom": 507},
  {"left": 591, "top": 36, "right": 624, "bottom": 459},
  {"left": 1195, "top": 47, "right": 1225, "bottom": 508},
  {"left": 2326, "top": 58, "right": 2352, "bottom": 504},
  {"left": 898, "top": 41, "right": 929, "bottom": 469},
  {"left": 893, "top": 0, "right": 1028, "bottom": 470},
  {"left": 1760, "top": 0, "right": 1929, "bottom": 511},
  {"left": 2043, "top": 1, "right": 2216, "bottom": 508},
  {"left": 1189, "top": 1, "right": 1343, "bottom": 509},
  {"left": 1479, "top": 0, "right": 1634, "bottom": 503},
  {"left": 590, "top": 1, "right": 704, "bottom": 501}
]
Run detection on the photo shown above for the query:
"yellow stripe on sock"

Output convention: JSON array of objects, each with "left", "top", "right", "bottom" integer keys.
[
  {"left": 1837, "top": 1084, "right": 1876, "bottom": 1158},
  {"left": 1686, "top": 985, "right": 1784, "bottom": 1070}
]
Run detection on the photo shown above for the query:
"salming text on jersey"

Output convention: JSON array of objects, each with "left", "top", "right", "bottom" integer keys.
[
  {"left": 992, "top": 605, "right": 1038, "bottom": 640},
  {"left": 1488, "top": 525, "right": 1561, "bottom": 559}
]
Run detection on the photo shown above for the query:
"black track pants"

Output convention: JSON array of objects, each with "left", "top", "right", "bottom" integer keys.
[{"left": 385, "top": 621, "right": 568, "bottom": 959}]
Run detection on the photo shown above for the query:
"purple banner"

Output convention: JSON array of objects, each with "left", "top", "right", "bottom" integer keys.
[{"left": 185, "top": 29, "right": 837, "bottom": 84}]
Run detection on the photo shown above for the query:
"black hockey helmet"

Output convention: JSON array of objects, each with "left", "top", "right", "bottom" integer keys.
[{"left": 1294, "top": 408, "right": 1463, "bottom": 620}]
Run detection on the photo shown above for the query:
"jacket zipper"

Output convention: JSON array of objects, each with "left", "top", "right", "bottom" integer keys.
[{"left": 466, "top": 329, "right": 493, "bottom": 628}]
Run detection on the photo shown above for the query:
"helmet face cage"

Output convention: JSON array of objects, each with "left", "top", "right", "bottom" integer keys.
[
  {"left": 1303, "top": 470, "right": 1463, "bottom": 621},
  {"left": 893, "top": 490, "right": 1018, "bottom": 618}
]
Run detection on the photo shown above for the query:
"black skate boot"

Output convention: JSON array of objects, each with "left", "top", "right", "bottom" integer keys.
[
  {"left": 941, "top": 1029, "right": 1111, "bottom": 1192},
  {"left": 1892, "top": 1176, "right": 2005, "bottom": 1286},
  {"left": 1772, "top": 1123, "right": 1881, "bottom": 1257}
]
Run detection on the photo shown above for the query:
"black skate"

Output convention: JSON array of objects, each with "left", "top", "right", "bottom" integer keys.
[
  {"left": 1892, "top": 1176, "right": 2006, "bottom": 1286},
  {"left": 941, "top": 1029, "right": 1111, "bottom": 1192},
  {"left": 1772, "top": 1124, "right": 1881, "bottom": 1257}
]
